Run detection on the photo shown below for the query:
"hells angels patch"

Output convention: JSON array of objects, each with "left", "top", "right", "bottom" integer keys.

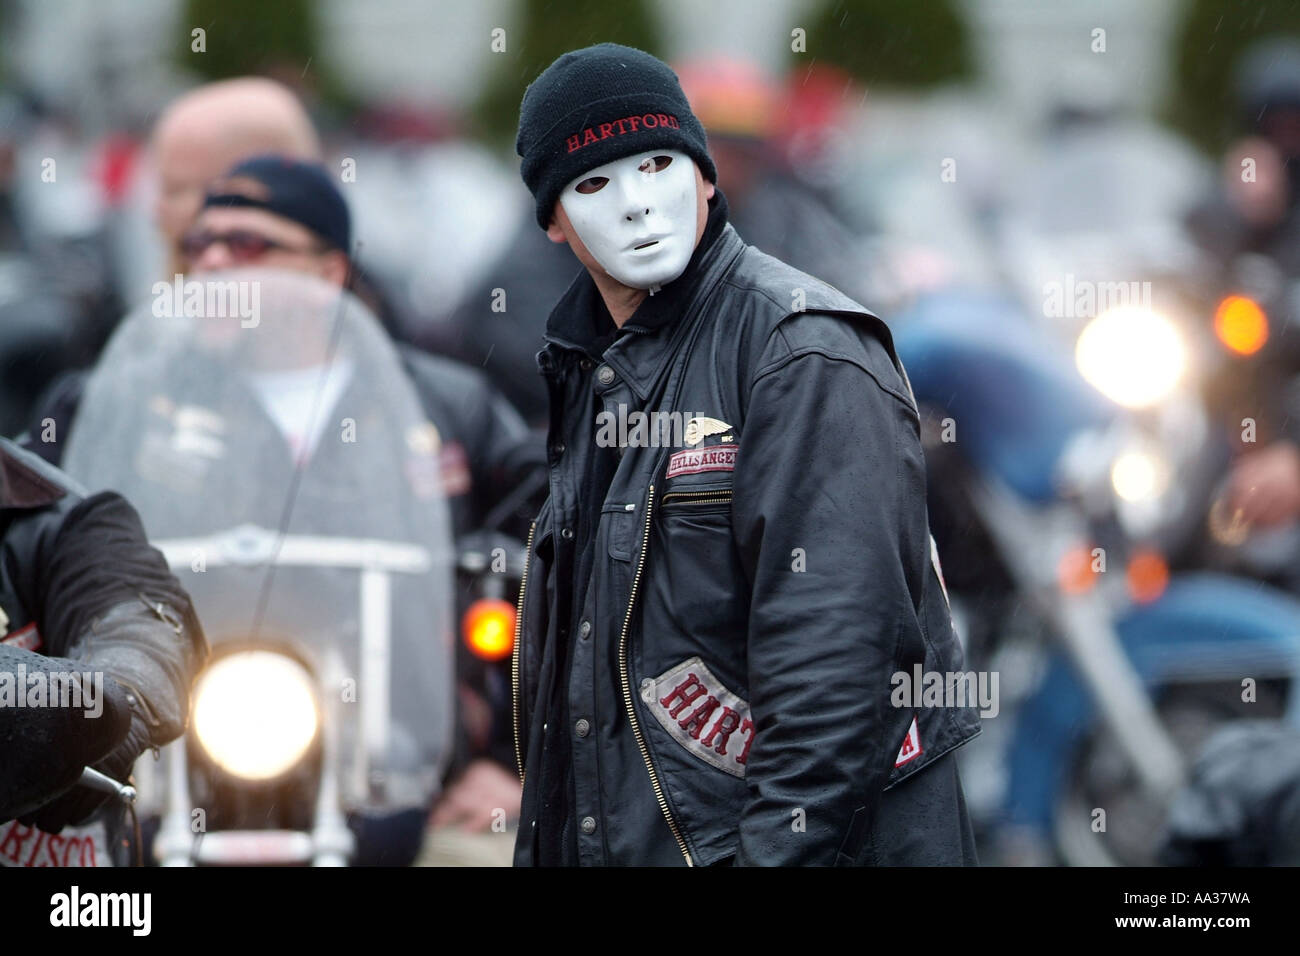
[
  {"left": 665, "top": 445, "right": 737, "bottom": 480},
  {"left": 643, "top": 657, "right": 923, "bottom": 777}
]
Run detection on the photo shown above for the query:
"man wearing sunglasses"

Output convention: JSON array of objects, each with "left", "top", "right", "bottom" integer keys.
[
  {"left": 26, "top": 155, "right": 544, "bottom": 837},
  {"left": 37, "top": 154, "right": 541, "bottom": 543}
]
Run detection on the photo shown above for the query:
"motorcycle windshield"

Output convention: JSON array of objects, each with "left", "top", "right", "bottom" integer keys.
[{"left": 62, "top": 268, "right": 455, "bottom": 810}]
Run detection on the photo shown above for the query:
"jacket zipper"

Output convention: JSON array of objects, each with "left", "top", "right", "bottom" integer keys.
[
  {"left": 660, "top": 489, "right": 733, "bottom": 509},
  {"left": 512, "top": 519, "right": 537, "bottom": 785},
  {"left": 618, "top": 484, "right": 694, "bottom": 866}
]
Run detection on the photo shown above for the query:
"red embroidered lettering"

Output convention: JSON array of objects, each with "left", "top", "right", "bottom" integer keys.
[
  {"left": 627, "top": 116, "right": 640, "bottom": 132},
  {"left": 642, "top": 113, "right": 659, "bottom": 128},
  {"left": 582, "top": 128, "right": 598, "bottom": 147},
  {"left": 657, "top": 113, "right": 672, "bottom": 130},
  {"left": 0, "top": 823, "right": 32, "bottom": 863},
  {"left": 736, "top": 717, "right": 756, "bottom": 765},
  {"left": 599, "top": 123, "right": 614, "bottom": 139},
  {"left": 702, "top": 707, "right": 742, "bottom": 755},
  {"left": 614, "top": 118, "right": 628, "bottom": 134},
  {"left": 666, "top": 445, "right": 737, "bottom": 479},
  {"left": 25, "top": 829, "right": 47, "bottom": 867},
  {"left": 660, "top": 673, "right": 708, "bottom": 718},
  {"left": 679, "top": 695, "right": 720, "bottom": 739},
  {"left": 44, "top": 833, "right": 64, "bottom": 868},
  {"left": 566, "top": 133, "right": 581, "bottom": 153}
]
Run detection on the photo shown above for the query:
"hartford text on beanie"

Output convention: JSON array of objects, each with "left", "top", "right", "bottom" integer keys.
[{"left": 515, "top": 43, "right": 717, "bottom": 229}]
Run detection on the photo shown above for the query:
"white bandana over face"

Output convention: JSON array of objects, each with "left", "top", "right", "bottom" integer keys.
[{"left": 558, "top": 149, "right": 698, "bottom": 292}]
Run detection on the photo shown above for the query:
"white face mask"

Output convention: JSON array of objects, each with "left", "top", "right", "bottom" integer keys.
[{"left": 558, "top": 149, "right": 699, "bottom": 292}]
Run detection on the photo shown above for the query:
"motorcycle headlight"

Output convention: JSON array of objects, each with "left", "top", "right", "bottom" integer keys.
[
  {"left": 1110, "top": 447, "right": 1170, "bottom": 503},
  {"left": 192, "top": 650, "right": 319, "bottom": 781},
  {"left": 1075, "top": 306, "right": 1187, "bottom": 408}
]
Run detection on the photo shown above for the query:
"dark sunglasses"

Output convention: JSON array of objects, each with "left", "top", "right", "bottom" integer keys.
[{"left": 180, "top": 228, "right": 323, "bottom": 263}]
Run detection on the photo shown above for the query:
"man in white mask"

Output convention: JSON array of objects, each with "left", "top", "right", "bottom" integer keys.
[
  {"left": 548, "top": 147, "right": 708, "bottom": 301},
  {"left": 511, "top": 43, "right": 980, "bottom": 867}
]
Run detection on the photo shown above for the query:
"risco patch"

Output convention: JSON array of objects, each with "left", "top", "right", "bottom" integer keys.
[
  {"left": 0, "top": 819, "right": 111, "bottom": 867},
  {"left": 665, "top": 445, "right": 737, "bottom": 480}
]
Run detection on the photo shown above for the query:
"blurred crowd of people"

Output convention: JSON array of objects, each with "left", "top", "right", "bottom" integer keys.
[{"left": 6, "top": 10, "right": 1300, "bottom": 865}]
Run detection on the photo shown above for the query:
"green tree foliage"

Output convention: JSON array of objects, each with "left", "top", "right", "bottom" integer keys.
[
  {"left": 178, "top": 0, "right": 345, "bottom": 106},
  {"left": 798, "top": 0, "right": 973, "bottom": 89},
  {"left": 474, "top": 0, "right": 663, "bottom": 147},
  {"left": 1168, "top": 0, "right": 1300, "bottom": 154}
]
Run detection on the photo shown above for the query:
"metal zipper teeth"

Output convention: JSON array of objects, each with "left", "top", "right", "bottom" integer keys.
[
  {"left": 512, "top": 519, "right": 537, "bottom": 785},
  {"left": 661, "top": 490, "right": 734, "bottom": 507},
  {"left": 618, "top": 484, "right": 694, "bottom": 867}
]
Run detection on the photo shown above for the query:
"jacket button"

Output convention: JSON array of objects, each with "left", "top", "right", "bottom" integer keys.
[
  {"left": 580, "top": 358, "right": 594, "bottom": 372},
  {"left": 580, "top": 816, "right": 597, "bottom": 835},
  {"left": 552, "top": 442, "right": 565, "bottom": 457},
  {"left": 575, "top": 718, "right": 590, "bottom": 737},
  {"left": 560, "top": 527, "right": 574, "bottom": 540},
  {"left": 596, "top": 365, "right": 615, "bottom": 385},
  {"left": 579, "top": 620, "right": 591, "bottom": 639}
]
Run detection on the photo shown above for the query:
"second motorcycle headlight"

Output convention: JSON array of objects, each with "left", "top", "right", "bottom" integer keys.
[{"left": 1075, "top": 306, "right": 1187, "bottom": 409}]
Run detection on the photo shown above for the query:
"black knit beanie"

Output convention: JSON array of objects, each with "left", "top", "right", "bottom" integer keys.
[{"left": 516, "top": 43, "right": 717, "bottom": 230}]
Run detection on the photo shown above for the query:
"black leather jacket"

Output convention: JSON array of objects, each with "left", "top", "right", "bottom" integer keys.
[
  {"left": 0, "top": 439, "right": 206, "bottom": 864},
  {"left": 513, "top": 213, "right": 980, "bottom": 866}
]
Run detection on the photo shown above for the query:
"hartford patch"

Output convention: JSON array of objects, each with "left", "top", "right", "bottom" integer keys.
[
  {"left": 643, "top": 657, "right": 923, "bottom": 776},
  {"left": 642, "top": 658, "right": 754, "bottom": 777}
]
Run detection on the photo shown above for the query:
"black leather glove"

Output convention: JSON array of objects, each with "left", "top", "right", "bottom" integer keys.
[
  {"left": 0, "top": 644, "right": 133, "bottom": 825},
  {"left": 22, "top": 707, "right": 147, "bottom": 833}
]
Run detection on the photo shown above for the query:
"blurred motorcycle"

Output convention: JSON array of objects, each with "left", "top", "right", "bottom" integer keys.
[
  {"left": 895, "top": 288, "right": 1300, "bottom": 866},
  {"left": 61, "top": 269, "right": 457, "bottom": 866},
  {"left": 1178, "top": 254, "right": 1300, "bottom": 590}
]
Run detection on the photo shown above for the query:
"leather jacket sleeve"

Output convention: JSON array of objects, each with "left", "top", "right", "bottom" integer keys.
[
  {"left": 21, "top": 490, "right": 207, "bottom": 749},
  {"left": 730, "top": 342, "right": 931, "bottom": 866}
]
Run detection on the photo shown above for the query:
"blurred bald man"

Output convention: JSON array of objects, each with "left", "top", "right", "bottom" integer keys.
[{"left": 151, "top": 77, "right": 321, "bottom": 275}]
